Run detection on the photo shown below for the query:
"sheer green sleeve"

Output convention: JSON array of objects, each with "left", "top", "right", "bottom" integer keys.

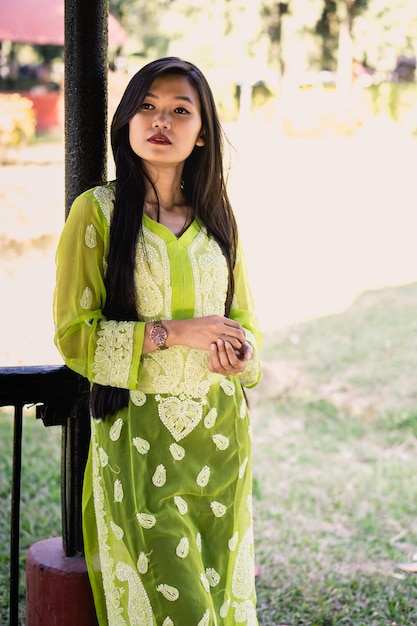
[
  {"left": 53, "top": 187, "right": 144, "bottom": 389},
  {"left": 230, "top": 239, "right": 262, "bottom": 388}
]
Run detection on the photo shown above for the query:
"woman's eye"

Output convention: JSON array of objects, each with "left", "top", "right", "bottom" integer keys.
[
  {"left": 141, "top": 102, "right": 154, "bottom": 110},
  {"left": 174, "top": 107, "right": 190, "bottom": 115}
]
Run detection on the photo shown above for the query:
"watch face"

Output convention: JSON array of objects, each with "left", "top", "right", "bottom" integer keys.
[{"left": 150, "top": 324, "right": 167, "bottom": 348}]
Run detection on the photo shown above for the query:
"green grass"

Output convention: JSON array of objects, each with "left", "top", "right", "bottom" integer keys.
[
  {"left": 2, "top": 282, "right": 417, "bottom": 624},
  {"left": 252, "top": 281, "right": 417, "bottom": 625},
  {"left": 0, "top": 408, "right": 61, "bottom": 625}
]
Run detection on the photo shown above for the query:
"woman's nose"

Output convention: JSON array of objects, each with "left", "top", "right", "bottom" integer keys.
[{"left": 152, "top": 113, "right": 171, "bottom": 130}]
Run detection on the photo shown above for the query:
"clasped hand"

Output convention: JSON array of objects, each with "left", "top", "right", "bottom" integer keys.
[{"left": 182, "top": 314, "right": 253, "bottom": 376}]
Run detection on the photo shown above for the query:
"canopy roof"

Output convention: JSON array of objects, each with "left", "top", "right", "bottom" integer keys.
[{"left": 0, "top": 0, "right": 127, "bottom": 46}]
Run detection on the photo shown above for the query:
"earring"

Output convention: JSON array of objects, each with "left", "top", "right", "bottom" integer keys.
[{"left": 180, "top": 180, "right": 185, "bottom": 190}]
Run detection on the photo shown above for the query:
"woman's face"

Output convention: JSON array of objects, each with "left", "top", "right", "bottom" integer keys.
[{"left": 128, "top": 74, "right": 205, "bottom": 169}]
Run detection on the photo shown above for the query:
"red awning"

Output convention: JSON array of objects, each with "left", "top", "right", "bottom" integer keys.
[{"left": 0, "top": 0, "right": 127, "bottom": 47}]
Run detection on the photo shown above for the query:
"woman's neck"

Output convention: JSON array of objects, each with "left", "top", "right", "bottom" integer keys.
[{"left": 143, "top": 164, "right": 184, "bottom": 213}]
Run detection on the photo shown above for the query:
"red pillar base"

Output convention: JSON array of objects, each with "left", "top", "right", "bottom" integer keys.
[{"left": 26, "top": 537, "right": 98, "bottom": 626}]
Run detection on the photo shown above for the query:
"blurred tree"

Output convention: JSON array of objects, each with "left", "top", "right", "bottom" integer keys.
[
  {"left": 353, "top": 0, "right": 417, "bottom": 77},
  {"left": 109, "top": 0, "right": 171, "bottom": 56}
]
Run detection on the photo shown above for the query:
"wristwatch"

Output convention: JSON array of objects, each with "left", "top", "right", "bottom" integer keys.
[{"left": 150, "top": 321, "right": 168, "bottom": 350}]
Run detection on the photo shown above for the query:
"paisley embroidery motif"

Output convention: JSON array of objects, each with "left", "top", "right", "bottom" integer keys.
[
  {"left": 85, "top": 224, "right": 97, "bottom": 248},
  {"left": 132, "top": 437, "right": 150, "bottom": 455},
  {"left": 114, "top": 479, "right": 123, "bottom": 503},
  {"left": 109, "top": 418, "right": 123, "bottom": 442},
  {"left": 204, "top": 407, "right": 218, "bottom": 429},
  {"left": 80, "top": 287, "right": 93, "bottom": 310},
  {"left": 232, "top": 527, "right": 255, "bottom": 600},
  {"left": 115, "top": 561, "right": 154, "bottom": 625},
  {"left": 152, "top": 464, "right": 166, "bottom": 487},
  {"left": 176, "top": 537, "right": 189, "bottom": 558},
  {"left": 169, "top": 443, "right": 185, "bottom": 461},
  {"left": 157, "top": 584, "right": 179, "bottom": 601},
  {"left": 136, "top": 513, "right": 156, "bottom": 529},
  {"left": 205, "top": 568, "right": 220, "bottom": 587},
  {"left": 210, "top": 501, "right": 227, "bottom": 518},
  {"left": 212, "top": 434, "right": 229, "bottom": 450},
  {"left": 110, "top": 521, "right": 124, "bottom": 540},
  {"left": 220, "top": 379, "right": 235, "bottom": 396},
  {"left": 137, "top": 552, "right": 149, "bottom": 574},
  {"left": 200, "top": 573, "right": 210, "bottom": 593},
  {"left": 174, "top": 495, "right": 188, "bottom": 515},
  {"left": 196, "top": 465, "right": 210, "bottom": 488},
  {"left": 129, "top": 390, "right": 147, "bottom": 406}
]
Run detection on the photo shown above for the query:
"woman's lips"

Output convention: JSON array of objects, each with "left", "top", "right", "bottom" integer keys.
[{"left": 148, "top": 134, "right": 172, "bottom": 145}]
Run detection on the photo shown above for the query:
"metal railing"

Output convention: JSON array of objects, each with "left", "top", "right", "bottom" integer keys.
[{"left": 0, "top": 365, "right": 90, "bottom": 626}]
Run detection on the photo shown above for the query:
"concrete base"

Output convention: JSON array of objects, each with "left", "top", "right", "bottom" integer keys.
[{"left": 26, "top": 537, "right": 98, "bottom": 626}]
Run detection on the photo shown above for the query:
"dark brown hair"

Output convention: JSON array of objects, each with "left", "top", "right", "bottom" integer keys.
[{"left": 91, "top": 57, "right": 238, "bottom": 419}]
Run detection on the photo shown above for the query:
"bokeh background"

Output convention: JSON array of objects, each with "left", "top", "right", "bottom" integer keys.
[{"left": 1, "top": 0, "right": 416, "bottom": 364}]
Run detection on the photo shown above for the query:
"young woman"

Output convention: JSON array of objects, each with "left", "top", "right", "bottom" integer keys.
[{"left": 54, "top": 57, "right": 262, "bottom": 626}]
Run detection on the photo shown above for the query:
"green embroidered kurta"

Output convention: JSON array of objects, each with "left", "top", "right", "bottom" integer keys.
[{"left": 54, "top": 185, "right": 262, "bottom": 626}]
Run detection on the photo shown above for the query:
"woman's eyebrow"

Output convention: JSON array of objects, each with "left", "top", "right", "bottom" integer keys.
[{"left": 146, "top": 91, "right": 195, "bottom": 105}]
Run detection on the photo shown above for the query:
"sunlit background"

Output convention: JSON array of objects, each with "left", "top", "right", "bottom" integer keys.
[{"left": 1, "top": 0, "right": 416, "bottom": 366}]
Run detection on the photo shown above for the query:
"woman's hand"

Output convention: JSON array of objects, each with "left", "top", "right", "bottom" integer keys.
[
  {"left": 208, "top": 339, "right": 253, "bottom": 376},
  {"left": 166, "top": 315, "right": 246, "bottom": 352},
  {"left": 143, "top": 315, "right": 246, "bottom": 355}
]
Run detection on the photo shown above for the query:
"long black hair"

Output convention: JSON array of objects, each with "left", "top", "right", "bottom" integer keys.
[{"left": 91, "top": 57, "right": 238, "bottom": 419}]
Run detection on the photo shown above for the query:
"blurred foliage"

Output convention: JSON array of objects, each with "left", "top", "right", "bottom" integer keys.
[
  {"left": 0, "top": 93, "right": 36, "bottom": 162},
  {"left": 106, "top": 1, "right": 416, "bottom": 92}
]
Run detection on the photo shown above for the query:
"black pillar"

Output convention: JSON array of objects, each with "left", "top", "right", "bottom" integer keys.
[{"left": 63, "top": 0, "right": 108, "bottom": 556}]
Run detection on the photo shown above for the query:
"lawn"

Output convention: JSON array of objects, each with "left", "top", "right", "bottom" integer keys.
[
  {"left": 252, "top": 281, "right": 417, "bottom": 625},
  {"left": 1, "top": 281, "right": 417, "bottom": 624}
]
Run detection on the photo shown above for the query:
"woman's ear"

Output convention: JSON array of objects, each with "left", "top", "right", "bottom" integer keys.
[{"left": 196, "top": 131, "right": 205, "bottom": 147}]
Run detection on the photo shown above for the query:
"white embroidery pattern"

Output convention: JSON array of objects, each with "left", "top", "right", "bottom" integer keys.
[
  {"left": 130, "top": 390, "right": 147, "bottom": 406},
  {"left": 196, "top": 465, "right": 211, "bottom": 488},
  {"left": 80, "top": 287, "right": 93, "bottom": 310},
  {"left": 93, "top": 320, "right": 135, "bottom": 388},
  {"left": 109, "top": 418, "right": 123, "bottom": 442},
  {"left": 210, "top": 501, "right": 227, "bottom": 518},
  {"left": 176, "top": 537, "right": 189, "bottom": 558},
  {"left": 232, "top": 527, "right": 255, "bottom": 600},
  {"left": 90, "top": 423, "right": 127, "bottom": 625},
  {"left": 189, "top": 233, "right": 228, "bottom": 317},
  {"left": 114, "top": 479, "right": 123, "bottom": 502},
  {"left": 135, "top": 229, "right": 171, "bottom": 320},
  {"left": 132, "top": 437, "right": 150, "bottom": 454},
  {"left": 136, "top": 513, "right": 156, "bottom": 529},
  {"left": 85, "top": 224, "right": 97, "bottom": 248},
  {"left": 174, "top": 496, "right": 188, "bottom": 515},
  {"left": 94, "top": 185, "right": 115, "bottom": 226},
  {"left": 197, "top": 610, "right": 210, "bottom": 626},
  {"left": 157, "top": 394, "right": 204, "bottom": 442},
  {"left": 152, "top": 464, "right": 167, "bottom": 487},
  {"left": 157, "top": 584, "right": 179, "bottom": 601},
  {"left": 115, "top": 561, "right": 154, "bottom": 625}
]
